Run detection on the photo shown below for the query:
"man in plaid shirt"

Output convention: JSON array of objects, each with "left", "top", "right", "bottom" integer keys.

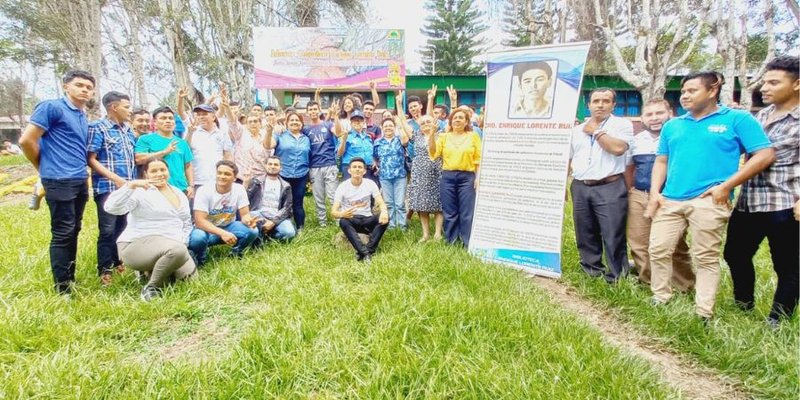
[
  {"left": 88, "top": 91, "right": 137, "bottom": 286},
  {"left": 724, "top": 55, "right": 800, "bottom": 328}
]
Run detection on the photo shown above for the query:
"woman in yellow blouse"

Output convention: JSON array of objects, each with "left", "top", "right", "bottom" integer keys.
[{"left": 427, "top": 109, "right": 482, "bottom": 247}]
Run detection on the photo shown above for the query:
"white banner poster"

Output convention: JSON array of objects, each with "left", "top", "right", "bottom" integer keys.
[{"left": 469, "top": 42, "right": 591, "bottom": 278}]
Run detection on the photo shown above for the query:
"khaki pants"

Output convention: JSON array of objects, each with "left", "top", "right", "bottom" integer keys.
[
  {"left": 649, "top": 196, "right": 731, "bottom": 318},
  {"left": 627, "top": 189, "right": 694, "bottom": 291},
  {"left": 118, "top": 236, "right": 196, "bottom": 287}
]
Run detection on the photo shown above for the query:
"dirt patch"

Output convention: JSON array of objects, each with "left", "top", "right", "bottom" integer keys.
[
  {"left": 528, "top": 275, "right": 746, "bottom": 400},
  {"left": 160, "top": 317, "right": 232, "bottom": 362}
]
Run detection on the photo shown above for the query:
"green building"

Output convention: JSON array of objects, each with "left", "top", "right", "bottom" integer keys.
[{"left": 265, "top": 74, "right": 756, "bottom": 120}]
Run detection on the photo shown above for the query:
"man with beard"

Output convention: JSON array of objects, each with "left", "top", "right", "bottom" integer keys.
[
  {"left": 624, "top": 99, "right": 694, "bottom": 292},
  {"left": 251, "top": 156, "right": 296, "bottom": 241}
]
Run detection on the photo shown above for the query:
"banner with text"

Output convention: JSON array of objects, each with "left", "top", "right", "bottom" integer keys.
[
  {"left": 254, "top": 27, "right": 405, "bottom": 90},
  {"left": 469, "top": 42, "right": 591, "bottom": 278}
]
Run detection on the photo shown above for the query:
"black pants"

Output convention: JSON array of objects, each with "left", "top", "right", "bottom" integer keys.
[
  {"left": 42, "top": 178, "right": 89, "bottom": 292},
  {"left": 94, "top": 192, "right": 127, "bottom": 275},
  {"left": 723, "top": 208, "right": 799, "bottom": 320},
  {"left": 570, "top": 178, "right": 629, "bottom": 282},
  {"left": 339, "top": 215, "right": 388, "bottom": 257},
  {"left": 283, "top": 175, "right": 308, "bottom": 230}
]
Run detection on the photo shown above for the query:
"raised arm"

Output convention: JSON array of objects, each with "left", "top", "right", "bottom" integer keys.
[
  {"left": 263, "top": 121, "right": 278, "bottom": 150},
  {"left": 370, "top": 81, "right": 380, "bottom": 107},
  {"left": 337, "top": 130, "right": 348, "bottom": 157},
  {"left": 446, "top": 85, "right": 458, "bottom": 109},
  {"left": 176, "top": 87, "right": 189, "bottom": 122},
  {"left": 328, "top": 100, "right": 343, "bottom": 137},
  {"left": 394, "top": 91, "right": 410, "bottom": 146},
  {"left": 426, "top": 84, "right": 437, "bottom": 117},
  {"left": 314, "top": 87, "right": 323, "bottom": 104}
]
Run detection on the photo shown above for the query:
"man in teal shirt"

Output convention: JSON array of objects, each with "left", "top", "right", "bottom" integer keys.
[
  {"left": 645, "top": 71, "right": 775, "bottom": 321},
  {"left": 135, "top": 106, "right": 195, "bottom": 197}
]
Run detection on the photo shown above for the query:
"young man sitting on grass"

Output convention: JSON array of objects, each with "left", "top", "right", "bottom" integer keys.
[
  {"left": 188, "top": 160, "right": 258, "bottom": 267},
  {"left": 250, "top": 156, "right": 296, "bottom": 242},
  {"left": 331, "top": 158, "right": 389, "bottom": 263}
]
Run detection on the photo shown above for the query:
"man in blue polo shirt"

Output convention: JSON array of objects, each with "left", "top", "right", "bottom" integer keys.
[
  {"left": 304, "top": 100, "right": 339, "bottom": 226},
  {"left": 336, "top": 110, "right": 377, "bottom": 183},
  {"left": 87, "top": 91, "right": 137, "bottom": 286},
  {"left": 645, "top": 71, "right": 775, "bottom": 321},
  {"left": 19, "top": 70, "right": 96, "bottom": 295}
]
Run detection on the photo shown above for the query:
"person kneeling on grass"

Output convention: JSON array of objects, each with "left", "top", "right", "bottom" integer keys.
[
  {"left": 250, "top": 156, "right": 296, "bottom": 242},
  {"left": 103, "top": 158, "right": 197, "bottom": 301},
  {"left": 188, "top": 160, "right": 258, "bottom": 267},
  {"left": 332, "top": 158, "right": 389, "bottom": 262}
]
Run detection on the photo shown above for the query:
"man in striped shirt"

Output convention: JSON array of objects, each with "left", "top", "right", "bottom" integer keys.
[
  {"left": 88, "top": 91, "right": 137, "bottom": 286},
  {"left": 723, "top": 55, "right": 800, "bottom": 328}
]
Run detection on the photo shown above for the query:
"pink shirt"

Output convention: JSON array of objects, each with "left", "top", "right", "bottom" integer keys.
[{"left": 228, "top": 120, "right": 271, "bottom": 182}]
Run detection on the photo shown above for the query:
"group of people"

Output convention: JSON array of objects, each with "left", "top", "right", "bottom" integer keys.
[
  {"left": 14, "top": 55, "right": 797, "bottom": 328},
  {"left": 17, "top": 71, "right": 484, "bottom": 300},
  {"left": 570, "top": 56, "right": 798, "bottom": 328}
]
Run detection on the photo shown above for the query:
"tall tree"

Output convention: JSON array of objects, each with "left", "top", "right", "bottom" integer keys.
[
  {"left": 502, "top": 0, "right": 568, "bottom": 47},
  {"left": 0, "top": 0, "right": 104, "bottom": 113},
  {"left": 593, "top": 0, "right": 713, "bottom": 102},
  {"left": 421, "top": 0, "right": 487, "bottom": 75}
]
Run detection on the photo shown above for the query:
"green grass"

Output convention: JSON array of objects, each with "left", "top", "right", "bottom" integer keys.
[
  {"left": 0, "top": 199, "right": 678, "bottom": 399},
  {"left": 0, "top": 154, "right": 27, "bottom": 168},
  {"left": 0, "top": 196, "right": 796, "bottom": 399},
  {"left": 560, "top": 202, "right": 799, "bottom": 400}
]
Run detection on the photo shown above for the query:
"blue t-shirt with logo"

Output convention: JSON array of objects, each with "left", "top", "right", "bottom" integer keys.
[
  {"left": 658, "top": 106, "right": 771, "bottom": 200},
  {"left": 29, "top": 98, "right": 89, "bottom": 180},
  {"left": 303, "top": 121, "right": 337, "bottom": 168}
]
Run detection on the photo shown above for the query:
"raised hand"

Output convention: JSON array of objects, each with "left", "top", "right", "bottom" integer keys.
[
  {"left": 446, "top": 85, "right": 457, "bottom": 102},
  {"left": 427, "top": 84, "right": 437, "bottom": 98}
]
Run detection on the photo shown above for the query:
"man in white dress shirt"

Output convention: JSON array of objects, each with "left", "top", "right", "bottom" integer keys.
[{"left": 569, "top": 88, "right": 633, "bottom": 283}]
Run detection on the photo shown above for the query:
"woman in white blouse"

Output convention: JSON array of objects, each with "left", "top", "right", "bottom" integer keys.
[{"left": 104, "top": 158, "right": 196, "bottom": 300}]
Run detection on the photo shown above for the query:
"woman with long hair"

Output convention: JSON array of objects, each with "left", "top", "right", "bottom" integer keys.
[{"left": 427, "top": 109, "right": 482, "bottom": 247}]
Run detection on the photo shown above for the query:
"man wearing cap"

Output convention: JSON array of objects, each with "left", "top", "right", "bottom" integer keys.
[
  {"left": 569, "top": 88, "right": 634, "bottom": 283},
  {"left": 135, "top": 106, "right": 194, "bottom": 195},
  {"left": 336, "top": 109, "right": 378, "bottom": 183},
  {"left": 185, "top": 103, "right": 233, "bottom": 190}
]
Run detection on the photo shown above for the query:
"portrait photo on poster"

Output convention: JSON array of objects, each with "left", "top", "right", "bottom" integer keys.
[{"left": 507, "top": 60, "right": 558, "bottom": 119}]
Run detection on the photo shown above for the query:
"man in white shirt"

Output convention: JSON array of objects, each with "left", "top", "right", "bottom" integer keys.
[
  {"left": 251, "top": 156, "right": 296, "bottom": 241},
  {"left": 569, "top": 88, "right": 633, "bottom": 283},
  {"left": 188, "top": 160, "right": 258, "bottom": 266},
  {"left": 332, "top": 158, "right": 390, "bottom": 262},
  {"left": 186, "top": 104, "right": 233, "bottom": 189},
  {"left": 1, "top": 140, "right": 22, "bottom": 155},
  {"left": 624, "top": 99, "right": 694, "bottom": 291}
]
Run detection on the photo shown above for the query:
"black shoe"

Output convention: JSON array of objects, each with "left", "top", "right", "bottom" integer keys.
[
  {"left": 140, "top": 285, "right": 162, "bottom": 301},
  {"left": 55, "top": 281, "right": 73, "bottom": 296},
  {"left": 734, "top": 300, "right": 755, "bottom": 312},
  {"left": 765, "top": 317, "right": 780, "bottom": 330}
]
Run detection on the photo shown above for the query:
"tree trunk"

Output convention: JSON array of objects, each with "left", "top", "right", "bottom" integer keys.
[
  {"left": 122, "top": 0, "right": 150, "bottom": 109},
  {"left": 157, "top": 0, "right": 197, "bottom": 107},
  {"left": 716, "top": 0, "right": 737, "bottom": 105}
]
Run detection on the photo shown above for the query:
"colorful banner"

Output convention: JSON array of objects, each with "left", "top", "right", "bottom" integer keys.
[
  {"left": 253, "top": 28, "right": 405, "bottom": 90},
  {"left": 469, "top": 42, "right": 591, "bottom": 278}
]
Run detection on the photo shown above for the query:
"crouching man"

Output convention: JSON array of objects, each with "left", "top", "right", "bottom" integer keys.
[
  {"left": 332, "top": 158, "right": 389, "bottom": 262},
  {"left": 189, "top": 160, "right": 258, "bottom": 266},
  {"left": 251, "top": 156, "right": 297, "bottom": 242}
]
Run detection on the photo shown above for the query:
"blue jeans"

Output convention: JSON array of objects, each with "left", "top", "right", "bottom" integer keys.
[
  {"left": 42, "top": 178, "right": 89, "bottom": 292},
  {"left": 187, "top": 221, "right": 258, "bottom": 266},
  {"left": 380, "top": 176, "right": 407, "bottom": 228},
  {"left": 440, "top": 171, "right": 476, "bottom": 247},
  {"left": 282, "top": 175, "right": 308, "bottom": 230},
  {"left": 265, "top": 219, "right": 297, "bottom": 241},
  {"left": 94, "top": 192, "right": 127, "bottom": 275}
]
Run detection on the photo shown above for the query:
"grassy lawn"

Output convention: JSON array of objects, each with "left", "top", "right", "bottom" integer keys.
[
  {"left": 0, "top": 197, "right": 795, "bottom": 398},
  {"left": 0, "top": 154, "right": 27, "bottom": 168},
  {"left": 560, "top": 202, "right": 799, "bottom": 399}
]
